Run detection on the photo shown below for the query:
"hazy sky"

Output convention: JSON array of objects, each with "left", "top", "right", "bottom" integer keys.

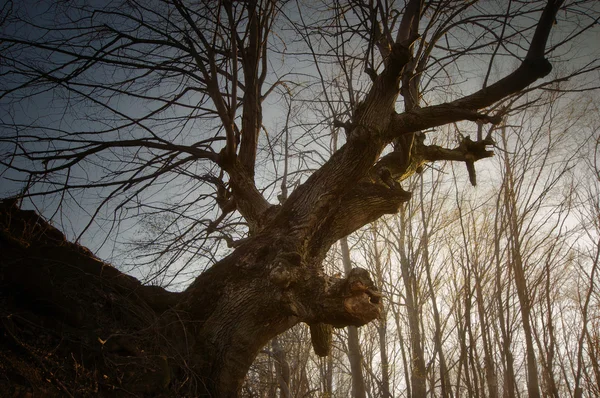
[{"left": 1, "top": 0, "right": 599, "bottom": 285}]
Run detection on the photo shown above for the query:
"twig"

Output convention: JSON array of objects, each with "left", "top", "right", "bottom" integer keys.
[{"left": 1, "top": 317, "right": 75, "bottom": 398}]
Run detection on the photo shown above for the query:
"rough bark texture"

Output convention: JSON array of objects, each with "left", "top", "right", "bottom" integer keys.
[
  {"left": 341, "top": 237, "right": 368, "bottom": 398},
  {"left": 0, "top": 1, "right": 565, "bottom": 396},
  {"left": 0, "top": 199, "right": 382, "bottom": 397}
]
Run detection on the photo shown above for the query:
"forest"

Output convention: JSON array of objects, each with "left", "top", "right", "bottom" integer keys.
[{"left": 0, "top": 0, "right": 599, "bottom": 396}]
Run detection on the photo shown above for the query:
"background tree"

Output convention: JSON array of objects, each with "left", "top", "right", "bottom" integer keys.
[{"left": 1, "top": 0, "right": 599, "bottom": 396}]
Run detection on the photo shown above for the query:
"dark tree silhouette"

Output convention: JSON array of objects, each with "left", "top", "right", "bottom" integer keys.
[{"left": 1, "top": 0, "right": 598, "bottom": 395}]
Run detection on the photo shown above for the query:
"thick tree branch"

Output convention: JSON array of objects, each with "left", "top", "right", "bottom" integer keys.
[
  {"left": 268, "top": 263, "right": 383, "bottom": 328},
  {"left": 278, "top": 37, "right": 415, "bottom": 241},
  {"left": 301, "top": 133, "right": 494, "bottom": 256},
  {"left": 387, "top": 1, "right": 561, "bottom": 139},
  {"left": 225, "top": 160, "right": 272, "bottom": 233},
  {"left": 280, "top": 1, "right": 562, "bottom": 247},
  {"left": 305, "top": 181, "right": 412, "bottom": 262},
  {"left": 312, "top": 267, "right": 382, "bottom": 327},
  {"left": 421, "top": 136, "right": 495, "bottom": 186},
  {"left": 387, "top": 56, "right": 552, "bottom": 139},
  {"left": 396, "top": 0, "right": 423, "bottom": 45},
  {"left": 238, "top": 0, "right": 267, "bottom": 178},
  {"left": 397, "top": 0, "right": 423, "bottom": 112}
]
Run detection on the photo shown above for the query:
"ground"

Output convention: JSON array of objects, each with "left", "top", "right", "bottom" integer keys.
[{"left": 0, "top": 199, "right": 180, "bottom": 397}]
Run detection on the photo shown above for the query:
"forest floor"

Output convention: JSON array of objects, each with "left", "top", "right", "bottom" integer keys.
[{"left": 0, "top": 199, "right": 181, "bottom": 397}]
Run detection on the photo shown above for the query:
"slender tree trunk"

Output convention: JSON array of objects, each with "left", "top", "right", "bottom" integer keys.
[
  {"left": 585, "top": 328, "right": 600, "bottom": 396},
  {"left": 455, "top": 289, "right": 471, "bottom": 397},
  {"left": 464, "top": 276, "right": 481, "bottom": 398},
  {"left": 322, "top": 355, "right": 334, "bottom": 397},
  {"left": 540, "top": 262, "right": 559, "bottom": 398},
  {"left": 500, "top": 130, "right": 541, "bottom": 398},
  {"left": 508, "top": 243, "right": 540, "bottom": 398},
  {"left": 272, "top": 337, "right": 291, "bottom": 398},
  {"left": 370, "top": 224, "right": 392, "bottom": 398},
  {"left": 493, "top": 204, "right": 517, "bottom": 398},
  {"left": 397, "top": 206, "right": 427, "bottom": 398},
  {"left": 341, "top": 237, "right": 368, "bottom": 398},
  {"left": 474, "top": 270, "right": 498, "bottom": 398},
  {"left": 419, "top": 194, "right": 452, "bottom": 398},
  {"left": 377, "top": 319, "right": 392, "bottom": 398},
  {"left": 574, "top": 240, "right": 599, "bottom": 398},
  {"left": 392, "top": 304, "right": 413, "bottom": 398}
]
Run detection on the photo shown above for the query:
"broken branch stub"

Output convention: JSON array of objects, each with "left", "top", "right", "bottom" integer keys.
[{"left": 313, "top": 267, "right": 383, "bottom": 328}]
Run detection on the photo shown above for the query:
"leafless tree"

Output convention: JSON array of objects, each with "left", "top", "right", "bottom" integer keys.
[{"left": 1, "top": 0, "right": 599, "bottom": 395}]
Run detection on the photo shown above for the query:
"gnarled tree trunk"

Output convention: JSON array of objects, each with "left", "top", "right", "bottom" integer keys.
[{"left": 0, "top": 0, "right": 566, "bottom": 396}]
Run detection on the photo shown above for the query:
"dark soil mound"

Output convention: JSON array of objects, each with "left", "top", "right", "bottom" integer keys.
[{"left": 0, "top": 199, "right": 181, "bottom": 397}]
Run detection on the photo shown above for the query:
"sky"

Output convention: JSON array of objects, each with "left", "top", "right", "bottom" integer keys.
[{"left": 1, "top": 0, "right": 599, "bottom": 287}]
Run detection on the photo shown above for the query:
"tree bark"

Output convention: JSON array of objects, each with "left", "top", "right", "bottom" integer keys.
[
  {"left": 341, "top": 237, "right": 368, "bottom": 398},
  {"left": 397, "top": 206, "right": 427, "bottom": 398},
  {"left": 500, "top": 130, "right": 541, "bottom": 398},
  {"left": 0, "top": 1, "right": 568, "bottom": 395},
  {"left": 272, "top": 337, "right": 292, "bottom": 398},
  {"left": 174, "top": 232, "right": 383, "bottom": 396}
]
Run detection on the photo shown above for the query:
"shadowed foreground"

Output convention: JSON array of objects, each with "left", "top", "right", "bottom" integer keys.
[
  {"left": 0, "top": 199, "right": 182, "bottom": 396},
  {"left": 0, "top": 198, "right": 382, "bottom": 397}
]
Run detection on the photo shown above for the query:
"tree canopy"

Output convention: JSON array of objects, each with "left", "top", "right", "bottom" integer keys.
[{"left": 1, "top": 0, "right": 599, "bottom": 396}]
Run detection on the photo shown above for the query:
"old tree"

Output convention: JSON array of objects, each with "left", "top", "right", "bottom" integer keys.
[{"left": 1, "top": 0, "right": 598, "bottom": 396}]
